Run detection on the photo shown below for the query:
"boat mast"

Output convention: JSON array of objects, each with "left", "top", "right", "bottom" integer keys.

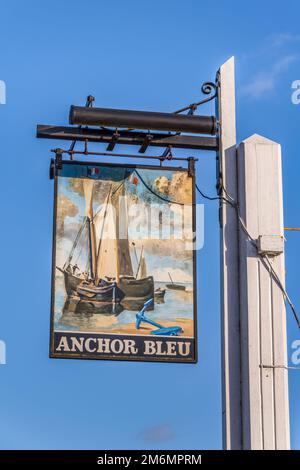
[
  {"left": 95, "top": 185, "right": 112, "bottom": 280},
  {"left": 136, "top": 245, "right": 144, "bottom": 278},
  {"left": 111, "top": 178, "right": 134, "bottom": 280},
  {"left": 87, "top": 220, "right": 94, "bottom": 279},
  {"left": 131, "top": 242, "right": 139, "bottom": 265},
  {"left": 168, "top": 272, "right": 174, "bottom": 284},
  {"left": 83, "top": 180, "right": 97, "bottom": 283}
]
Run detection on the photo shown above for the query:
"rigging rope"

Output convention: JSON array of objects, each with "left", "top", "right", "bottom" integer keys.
[
  {"left": 134, "top": 169, "right": 186, "bottom": 206},
  {"left": 74, "top": 229, "right": 88, "bottom": 265},
  {"left": 63, "top": 216, "right": 87, "bottom": 269},
  {"left": 92, "top": 180, "right": 125, "bottom": 221}
]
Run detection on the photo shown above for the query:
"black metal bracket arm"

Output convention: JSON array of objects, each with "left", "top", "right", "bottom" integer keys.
[
  {"left": 37, "top": 125, "right": 218, "bottom": 151},
  {"left": 49, "top": 149, "right": 63, "bottom": 179},
  {"left": 55, "top": 148, "right": 63, "bottom": 170},
  {"left": 106, "top": 131, "right": 120, "bottom": 151},
  {"left": 174, "top": 82, "right": 218, "bottom": 115},
  {"left": 188, "top": 157, "right": 196, "bottom": 177},
  {"left": 48, "top": 147, "right": 199, "bottom": 179},
  {"left": 38, "top": 79, "right": 219, "bottom": 164}
]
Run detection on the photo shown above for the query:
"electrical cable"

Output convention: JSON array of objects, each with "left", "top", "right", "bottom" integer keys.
[
  {"left": 260, "top": 364, "right": 300, "bottom": 371},
  {"left": 195, "top": 182, "right": 300, "bottom": 329},
  {"left": 195, "top": 183, "right": 221, "bottom": 202},
  {"left": 235, "top": 209, "right": 300, "bottom": 328}
]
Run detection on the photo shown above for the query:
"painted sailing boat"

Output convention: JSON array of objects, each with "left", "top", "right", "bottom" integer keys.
[
  {"left": 166, "top": 272, "right": 186, "bottom": 291},
  {"left": 110, "top": 181, "right": 154, "bottom": 303},
  {"left": 56, "top": 216, "right": 88, "bottom": 296},
  {"left": 134, "top": 244, "right": 165, "bottom": 302},
  {"left": 57, "top": 179, "right": 124, "bottom": 302},
  {"left": 57, "top": 176, "right": 154, "bottom": 305},
  {"left": 76, "top": 180, "right": 126, "bottom": 302}
]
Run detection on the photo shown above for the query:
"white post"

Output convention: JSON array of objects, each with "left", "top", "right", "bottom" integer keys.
[
  {"left": 218, "top": 57, "right": 242, "bottom": 449},
  {"left": 237, "top": 135, "right": 290, "bottom": 449},
  {"left": 218, "top": 58, "right": 290, "bottom": 449}
]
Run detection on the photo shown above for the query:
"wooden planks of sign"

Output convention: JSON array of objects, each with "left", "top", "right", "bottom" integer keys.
[{"left": 50, "top": 161, "right": 197, "bottom": 362}]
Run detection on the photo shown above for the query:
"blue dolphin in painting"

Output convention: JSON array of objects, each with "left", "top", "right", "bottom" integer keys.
[{"left": 135, "top": 299, "right": 183, "bottom": 336}]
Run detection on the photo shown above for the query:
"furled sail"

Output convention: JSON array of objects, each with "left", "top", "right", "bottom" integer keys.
[
  {"left": 83, "top": 179, "right": 97, "bottom": 280},
  {"left": 110, "top": 182, "right": 134, "bottom": 278},
  {"left": 83, "top": 179, "right": 94, "bottom": 218},
  {"left": 137, "top": 255, "right": 147, "bottom": 279},
  {"left": 81, "top": 177, "right": 135, "bottom": 283},
  {"left": 94, "top": 200, "right": 119, "bottom": 281},
  {"left": 136, "top": 245, "right": 147, "bottom": 280}
]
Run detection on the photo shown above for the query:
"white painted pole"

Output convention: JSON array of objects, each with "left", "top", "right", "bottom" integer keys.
[
  {"left": 218, "top": 59, "right": 290, "bottom": 449},
  {"left": 218, "top": 57, "right": 242, "bottom": 450},
  {"left": 237, "top": 135, "right": 290, "bottom": 449}
]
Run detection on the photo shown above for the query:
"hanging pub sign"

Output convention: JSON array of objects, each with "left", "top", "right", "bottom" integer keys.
[{"left": 50, "top": 160, "right": 197, "bottom": 362}]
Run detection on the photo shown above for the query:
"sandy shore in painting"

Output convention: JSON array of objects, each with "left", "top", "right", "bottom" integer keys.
[{"left": 108, "top": 317, "right": 194, "bottom": 337}]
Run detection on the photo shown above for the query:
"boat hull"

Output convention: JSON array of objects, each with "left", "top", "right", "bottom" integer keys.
[
  {"left": 62, "top": 298, "right": 124, "bottom": 318},
  {"left": 60, "top": 268, "right": 154, "bottom": 309},
  {"left": 77, "top": 282, "right": 125, "bottom": 302},
  {"left": 63, "top": 270, "right": 82, "bottom": 296},
  {"left": 118, "top": 276, "right": 154, "bottom": 303},
  {"left": 154, "top": 288, "right": 166, "bottom": 302},
  {"left": 166, "top": 283, "right": 186, "bottom": 291}
]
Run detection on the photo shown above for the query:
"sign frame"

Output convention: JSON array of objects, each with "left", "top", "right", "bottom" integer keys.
[{"left": 49, "top": 160, "right": 197, "bottom": 363}]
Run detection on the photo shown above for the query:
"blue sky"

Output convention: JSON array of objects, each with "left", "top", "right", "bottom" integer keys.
[{"left": 0, "top": 0, "right": 299, "bottom": 449}]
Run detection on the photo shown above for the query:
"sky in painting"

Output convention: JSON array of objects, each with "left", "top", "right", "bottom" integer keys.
[{"left": 0, "top": 0, "right": 300, "bottom": 449}]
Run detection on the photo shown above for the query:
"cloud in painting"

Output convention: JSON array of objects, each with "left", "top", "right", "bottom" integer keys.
[
  {"left": 131, "top": 238, "right": 192, "bottom": 262},
  {"left": 68, "top": 177, "right": 113, "bottom": 205},
  {"left": 56, "top": 194, "right": 79, "bottom": 237},
  {"left": 154, "top": 171, "right": 192, "bottom": 205},
  {"left": 62, "top": 221, "right": 82, "bottom": 241},
  {"left": 151, "top": 266, "right": 193, "bottom": 283}
]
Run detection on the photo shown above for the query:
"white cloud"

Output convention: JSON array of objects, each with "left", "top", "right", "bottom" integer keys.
[
  {"left": 273, "top": 54, "right": 298, "bottom": 73},
  {"left": 267, "top": 32, "right": 300, "bottom": 48},
  {"left": 241, "top": 54, "right": 298, "bottom": 99},
  {"left": 242, "top": 77, "right": 274, "bottom": 99},
  {"left": 239, "top": 31, "right": 300, "bottom": 100}
]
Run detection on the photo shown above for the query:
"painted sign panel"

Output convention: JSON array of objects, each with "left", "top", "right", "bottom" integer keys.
[{"left": 50, "top": 161, "right": 197, "bottom": 362}]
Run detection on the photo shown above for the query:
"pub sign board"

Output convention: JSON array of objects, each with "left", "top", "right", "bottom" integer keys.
[{"left": 50, "top": 161, "right": 197, "bottom": 362}]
